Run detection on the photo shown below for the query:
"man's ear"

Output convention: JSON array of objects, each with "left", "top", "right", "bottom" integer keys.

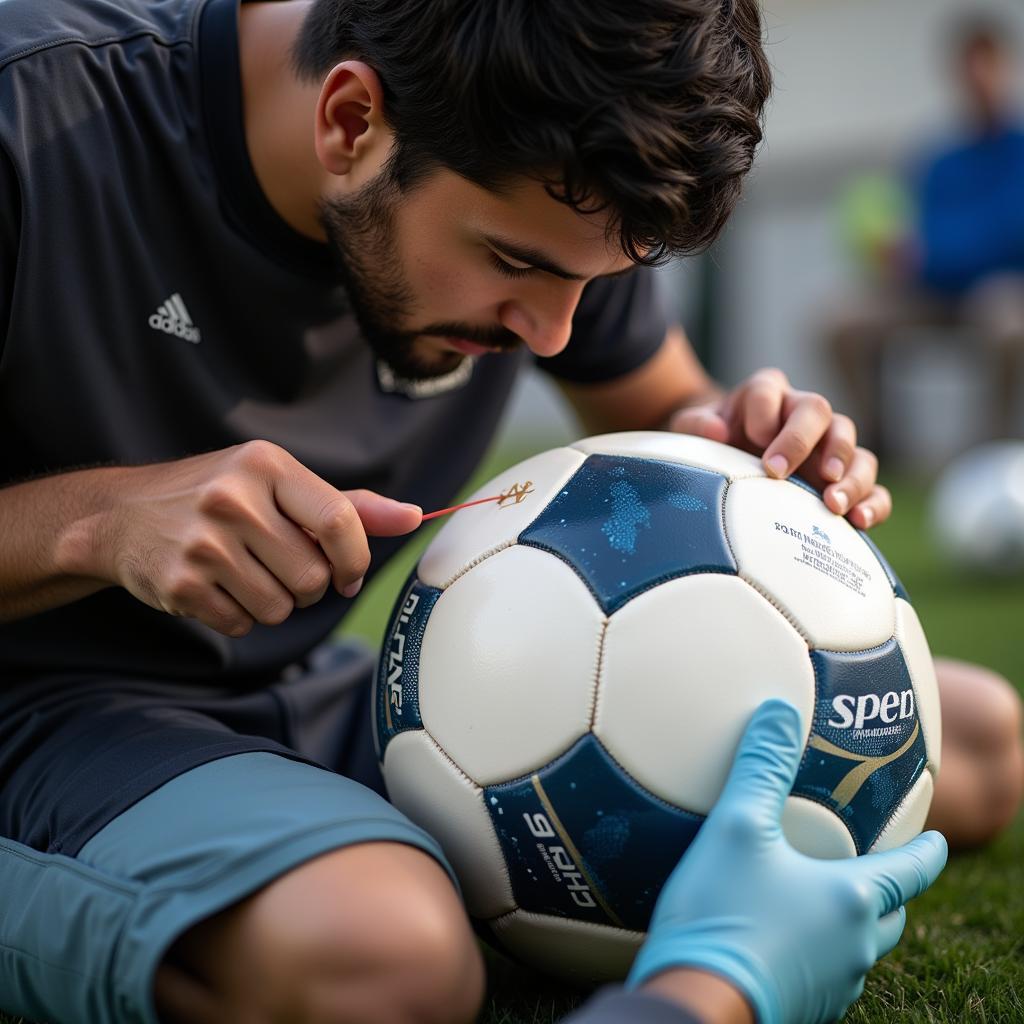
[{"left": 314, "top": 60, "right": 391, "bottom": 185}]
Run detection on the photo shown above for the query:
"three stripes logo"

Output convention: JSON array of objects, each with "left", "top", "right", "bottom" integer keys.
[{"left": 149, "top": 293, "right": 201, "bottom": 343}]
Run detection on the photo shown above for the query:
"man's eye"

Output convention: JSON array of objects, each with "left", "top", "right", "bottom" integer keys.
[{"left": 488, "top": 251, "right": 534, "bottom": 280}]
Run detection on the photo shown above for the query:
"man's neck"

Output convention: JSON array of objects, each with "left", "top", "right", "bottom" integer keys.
[{"left": 238, "top": 1, "right": 327, "bottom": 242}]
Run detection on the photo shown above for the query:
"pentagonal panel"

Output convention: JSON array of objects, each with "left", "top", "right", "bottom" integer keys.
[
  {"left": 419, "top": 546, "right": 602, "bottom": 785},
  {"left": 484, "top": 734, "right": 702, "bottom": 933},
  {"left": 373, "top": 574, "right": 441, "bottom": 758},
  {"left": 794, "top": 642, "right": 929, "bottom": 854},
  {"left": 418, "top": 447, "right": 585, "bottom": 588},
  {"left": 520, "top": 454, "right": 735, "bottom": 615},
  {"left": 869, "top": 770, "right": 934, "bottom": 853},
  {"left": 726, "top": 476, "right": 895, "bottom": 650},
  {"left": 781, "top": 795, "right": 857, "bottom": 859},
  {"left": 489, "top": 909, "right": 644, "bottom": 982},
  {"left": 383, "top": 730, "right": 514, "bottom": 919},
  {"left": 572, "top": 431, "right": 765, "bottom": 481},
  {"left": 596, "top": 574, "right": 815, "bottom": 812},
  {"left": 894, "top": 598, "right": 942, "bottom": 773}
]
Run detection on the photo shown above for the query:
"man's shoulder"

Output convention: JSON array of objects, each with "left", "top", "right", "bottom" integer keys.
[{"left": 0, "top": 0, "right": 204, "bottom": 74}]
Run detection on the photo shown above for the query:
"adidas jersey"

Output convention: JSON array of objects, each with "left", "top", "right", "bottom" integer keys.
[{"left": 0, "top": 0, "right": 669, "bottom": 682}]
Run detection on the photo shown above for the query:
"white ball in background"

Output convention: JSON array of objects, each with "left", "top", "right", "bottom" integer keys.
[{"left": 930, "top": 441, "right": 1024, "bottom": 575}]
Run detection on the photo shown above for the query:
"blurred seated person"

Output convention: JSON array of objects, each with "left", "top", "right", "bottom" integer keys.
[{"left": 829, "top": 14, "right": 1024, "bottom": 451}]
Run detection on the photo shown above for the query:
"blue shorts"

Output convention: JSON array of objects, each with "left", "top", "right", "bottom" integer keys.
[{"left": 0, "top": 642, "right": 454, "bottom": 1024}]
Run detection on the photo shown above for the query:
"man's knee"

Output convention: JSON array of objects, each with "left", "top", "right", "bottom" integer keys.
[
  {"left": 929, "top": 659, "right": 1024, "bottom": 849},
  {"left": 161, "top": 842, "right": 485, "bottom": 1024}
]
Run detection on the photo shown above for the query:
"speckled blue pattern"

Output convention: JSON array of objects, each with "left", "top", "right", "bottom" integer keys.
[
  {"left": 519, "top": 455, "right": 736, "bottom": 614},
  {"left": 793, "top": 640, "right": 928, "bottom": 853},
  {"left": 485, "top": 734, "right": 703, "bottom": 931},
  {"left": 374, "top": 574, "right": 441, "bottom": 755}
]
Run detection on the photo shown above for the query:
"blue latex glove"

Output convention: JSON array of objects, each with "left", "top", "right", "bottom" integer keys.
[{"left": 627, "top": 699, "right": 948, "bottom": 1024}]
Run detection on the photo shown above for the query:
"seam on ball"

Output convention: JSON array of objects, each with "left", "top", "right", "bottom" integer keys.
[
  {"left": 719, "top": 477, "right": 740, "bottom": 568},
  {"left": 442, "top": 539, "right": 518, "bottom": 589},
  {"left": 587, "top": 618, "right": 610, "bottom": 731},
  {"left": 737, "top": 573, "right": 812, "bottom": 644},
  {"left": 426, "top": 732, "right": 479, "bottom": 788}
]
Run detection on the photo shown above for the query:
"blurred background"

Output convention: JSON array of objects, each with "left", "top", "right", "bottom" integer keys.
[{"left": 503, "top": 0, "right": 1024, "bottom": 471}]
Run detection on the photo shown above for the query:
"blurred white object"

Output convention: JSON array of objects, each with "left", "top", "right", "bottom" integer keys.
[{"left": 931, "top": 441, "right": 1024, "bottom": 574}]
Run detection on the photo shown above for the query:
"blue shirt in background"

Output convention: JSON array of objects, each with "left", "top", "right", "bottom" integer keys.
[{"left": 916, "top": 122, "right": 1024, "bottom": 295}]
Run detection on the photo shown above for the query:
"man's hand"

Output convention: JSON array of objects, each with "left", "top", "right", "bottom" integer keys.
[
  {"left": 668, "top": 368, "right": 891, "bottom": 529},
  {"left": 627, "top": 700, "right": 947, "bottom": 1024},
  {"left": 70, "top": 440, "right": 422, "bottom": 637}
]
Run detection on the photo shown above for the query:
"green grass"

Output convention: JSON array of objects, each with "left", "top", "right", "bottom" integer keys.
[{"left": 4, "top": 451, "right": 1022, "bottom": 1024}]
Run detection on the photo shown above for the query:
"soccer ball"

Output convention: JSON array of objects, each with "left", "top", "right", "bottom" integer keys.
[
  {"left": 930, "top": 441, "right": 1024, "bottom": 575},
  {"left": 373, "top": 432, "right": 941, "bottom": 980}
]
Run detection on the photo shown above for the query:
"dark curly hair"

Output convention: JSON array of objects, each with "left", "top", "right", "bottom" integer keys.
[{"left": 293, "top": 0, "right": 771, "bottom": 264}]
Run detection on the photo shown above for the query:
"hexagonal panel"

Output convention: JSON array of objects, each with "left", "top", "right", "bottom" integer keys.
[
  {"left": 596, "top": 574, "right": 815, "bottom": 813},
  {"left": 726, "top": 476, "right": 896, "bottom": 650},
  {"left": 382, "top": 730, "right": 514, "bottom": 919},
  {"left": 794, "top": 641, "right": 929, "bottom": 854},
  {"left": 572, "top": 431, "right": 766, "bottom": 480},
  {"left": 520, "top": 454, "right": 735, "bottom": 614},
  {"left": 419, "top": 545, "right": 602, "bottom": 785},
  {"left": 484, "top": 734, "right": 702, "bottom": 932},
  {"left": 418, "top": 447, "right": 585, "bottom": 588}
]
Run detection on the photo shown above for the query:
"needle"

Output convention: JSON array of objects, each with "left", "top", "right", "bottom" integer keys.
[{"left": 420, "top": 494, "right": 505, "bottom": 522}]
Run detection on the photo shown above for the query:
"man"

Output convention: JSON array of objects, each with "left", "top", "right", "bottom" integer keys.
[
  {"left": 0, "top": 1, "right": 1009, "bottom": 1022},
  {"left": 831, "top": 14, "right": 1024, "bottom": 447}
]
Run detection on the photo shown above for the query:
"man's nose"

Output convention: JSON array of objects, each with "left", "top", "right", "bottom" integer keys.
[{"left": 498, "top": 286, "right": 584, "bottom": 358}]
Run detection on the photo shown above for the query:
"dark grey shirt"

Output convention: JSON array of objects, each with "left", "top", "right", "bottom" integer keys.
[{"left": 0, "top": 0, "right": 669, "bottom": 683}]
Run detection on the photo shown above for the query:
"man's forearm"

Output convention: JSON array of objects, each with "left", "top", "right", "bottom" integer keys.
[
  {"left": 0, "top": 467, "right": 121, "bottom": 621},
  {"left": 563, "top": 970, "right": 753, "bottom": 1024}
]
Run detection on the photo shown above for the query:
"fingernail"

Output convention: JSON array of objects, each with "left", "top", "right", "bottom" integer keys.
[
  {"left": 861, "top": 507, "right": 874, "bottom": 528},
  {"left": 766, "top": 454, "right": 788, "bottom": 478},
  {"left": 825, "top": 457, "right": 844, "bottom": 482},
  {"left": 401, "top": 502, "right": 422, "bottom": 514},
  {"left": 832, "top": 489, "right": 848, "bottom": 514},
  {"left": 342, "top": 576, "right": 364, "bottom": 599}
]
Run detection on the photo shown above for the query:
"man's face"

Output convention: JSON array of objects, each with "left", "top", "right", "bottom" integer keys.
[
  {"left": 959, "top": 38, "right": 1013, "bottom": 127},
  {"left": 319, "top": 167, "right": 637, "bottom": 381}
]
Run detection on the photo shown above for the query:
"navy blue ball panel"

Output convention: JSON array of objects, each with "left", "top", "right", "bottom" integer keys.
[
  {"left": 858, "top": 530, "right": 911, "bottom": 601},
  {"left": 787, "top": 474, "right": 822, "bottom": 499},
  {"left": 793, "top": 640, "right": 927, "bottom": 853},
  {"left": 519, "top": 455, "right": 736, "bottom": 614},
  {"left": 484, "top": 734, "right": 703, "bottom": 932},
  {"left": 375, "top": 574, "right": 441, "bottom": 755}
]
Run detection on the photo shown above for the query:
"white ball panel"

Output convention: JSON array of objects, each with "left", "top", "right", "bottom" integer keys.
[
  {"left": 420, "top": 546, "right": 602, "bottom": 785},
  {"left": 571, "top": 431, "right": 765, "bottom": 480},
  {"left": 490, "top": 909, "right": 644, "bottom": 981},
  {"left": 781, "top": 796, "right": 857, "bottom": 859},
  {"left": 894, "top": 598, "right": 942, "bottom": 774},
  {"left": 596, "top": 574, "right": 815, "bottom": 812},
  {"left": 383, "top": 730, "right": 514, "bottom": 919},
  {"left": 418, "top": 447, "right": 586, "bottom": 588},
  {"left": 869, "top": 770, "right": 934, "bottom": 853},
  {"left": 726, "top": 477, "right": 896, "bottom": 650}
]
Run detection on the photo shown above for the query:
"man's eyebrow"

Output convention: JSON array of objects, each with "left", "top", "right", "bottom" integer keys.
[{"left": 484, "top": 235, "right": 636, "bottom": 282}]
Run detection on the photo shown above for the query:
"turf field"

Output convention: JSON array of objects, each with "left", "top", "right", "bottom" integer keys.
[{"left": 3, "top": 444, "right": 1022, "bottom": 1024}]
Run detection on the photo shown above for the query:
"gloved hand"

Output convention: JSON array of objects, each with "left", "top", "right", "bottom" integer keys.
[{"left": 627, "top": 699, "right": 947, "bottom": 1024}]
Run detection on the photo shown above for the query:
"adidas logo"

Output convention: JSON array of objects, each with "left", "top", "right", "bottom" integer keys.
[{"left": 149, "top": 293, "right": 201, "bottom": 343}]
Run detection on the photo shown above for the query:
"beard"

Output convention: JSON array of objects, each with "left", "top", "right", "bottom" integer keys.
[{"left": 319, "top": 172, "right": 522, "bottom": 382}]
